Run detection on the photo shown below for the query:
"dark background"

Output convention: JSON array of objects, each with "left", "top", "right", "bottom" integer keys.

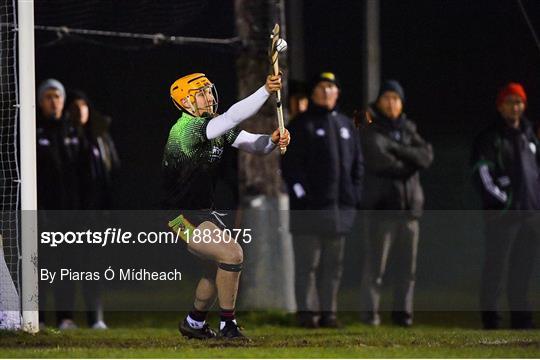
[{"left": 34, "top": 0, "right": 540, "bottom": 210}]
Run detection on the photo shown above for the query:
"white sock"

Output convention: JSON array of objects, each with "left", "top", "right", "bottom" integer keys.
[
  {"left": 220, "top": 319, "right": 237, "bottom": 330},
  {"left": 186, "top": 315, "right": 205, "bottom": 329}
]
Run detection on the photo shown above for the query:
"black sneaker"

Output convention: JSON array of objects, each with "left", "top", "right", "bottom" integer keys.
[
  {"left": 510, "top": 311, "right": 535, "bottom": 330},
  {"left": 319, "top": 315, "right": 343, "bottom": 329},
  {"left": 178, "top": 319, "right": 217, "bottom": 339},
  {"left": 219, "top": 320, "right": 248, "bottom": 340},
  {"left": 482, "top": 311, "right": 501, "bottom": 330},
  {"left": 362, "top": 311, "right": 381, "bottom": 326},
  {"left": 392, "top": 311, "right": 413, "bottom": 327},
  {"left": 296, "top": 311, "right": 319, "bottom": 328}
]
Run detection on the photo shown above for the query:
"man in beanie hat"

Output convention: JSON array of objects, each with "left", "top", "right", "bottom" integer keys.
[
  {"left": 359, "top": 79, "right": 433, "bottom": 327},
  {"left": 36, "top": 79, "right": 90, "bottom": 330},
  {"left": 377, "top": 79, "right": 405, "bottom": 103},
  {"left": 38, "top": 79, "right": 66, "bottom": 122},
  {"left": 36, "top": 78, "right": 83, "bottom": 211},
  {"left": 282, "top": 72, "right": 364, "bottom": 328},
  {"left": 472, "top": 82, "right": 540, "bottom": 329}
]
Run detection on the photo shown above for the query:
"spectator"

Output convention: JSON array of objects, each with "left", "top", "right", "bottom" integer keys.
[
  {"left": 359, "top": 80, "right": 433, "bottom": 327},
  {"left": 64, "top": 90, "right": 120, "bottom": 330},
  {"left": 472, "top": 82, "right": 540, "bottom": 330},
  {"left": 65, "top": 90, "right": 120, "bottom": 210},
  {"left": 36, "top": 79, "right": 86, "bottom": 330},
  {"left": 282, "top": 72, "right": 364, "bottom": 328},
  {"left": 37, "top": 79, "right": 84, "bottom": 211},
  {"left": 288, "top": 80, "right": 309, "bottom": 120}
]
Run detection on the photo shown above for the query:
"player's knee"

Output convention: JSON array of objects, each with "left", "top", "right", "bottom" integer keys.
[
  {"left": 218, "top": 243, "right": 243, "bottom": 272},
  {"left": 222, "top": 243, "right": 243, "bottom": 264}
]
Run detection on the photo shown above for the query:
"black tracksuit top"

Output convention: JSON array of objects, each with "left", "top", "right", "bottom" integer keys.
[{"left": 472, "top": 117, "right": 540, "bottom": 211}]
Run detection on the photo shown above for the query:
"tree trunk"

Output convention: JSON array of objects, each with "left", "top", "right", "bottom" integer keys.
[
  {"left": 234, "top": 0, "right": 295, "bottom": 311},
  {"left": 235, "top": 0, "right": 285, "bottom": 197}
]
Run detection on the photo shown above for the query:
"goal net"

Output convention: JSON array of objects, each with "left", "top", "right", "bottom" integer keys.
[{"left": 0, "top": 0, "right": 22, "bottom": 330}]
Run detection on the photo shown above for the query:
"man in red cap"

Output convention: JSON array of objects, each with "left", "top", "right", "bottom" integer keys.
[
  {"left": 495, "top": 83, "right": 528, "bottom": 127},
  {"left": 472, "top": 82, "right": 540, "bottom": 329}
]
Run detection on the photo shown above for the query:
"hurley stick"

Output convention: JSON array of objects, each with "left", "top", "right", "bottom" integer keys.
[{"left": 269, "top": 23, "right": 287, "bottom": 155}]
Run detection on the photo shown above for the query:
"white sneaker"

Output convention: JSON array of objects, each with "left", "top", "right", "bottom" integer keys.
[
  {"left": 58, "top": 319, "right": 78, "bottom": 330},
  {"left": 91, "top": 320, "right": 108, "bottom": 330}
]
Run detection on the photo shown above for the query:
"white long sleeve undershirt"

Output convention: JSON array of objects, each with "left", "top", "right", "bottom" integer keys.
[
  {"left": 231, "top": 130, "right": 276, "bottom": 154},
  {"left": 206, "top": 85, "right": 270, "bottom": 139}
]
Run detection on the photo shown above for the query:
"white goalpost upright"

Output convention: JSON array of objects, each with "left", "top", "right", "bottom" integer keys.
[{"left": 18, "top": 0, "right": 39, "bottom": 334}]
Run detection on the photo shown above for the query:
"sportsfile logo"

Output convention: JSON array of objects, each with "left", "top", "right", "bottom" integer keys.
[
  {"left": 40, "top": 228, "right": 181, "bottom": 247},
  {"left": 39, "top": 227, "right": 254, "bottom": 247}
]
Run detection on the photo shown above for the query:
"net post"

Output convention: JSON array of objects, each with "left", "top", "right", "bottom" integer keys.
[{"left": 18, "top": 0, "right": 39, "bottom": 334}]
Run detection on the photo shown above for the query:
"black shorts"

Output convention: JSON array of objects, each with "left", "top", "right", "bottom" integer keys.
[
  {"left": 183, "top": 210, "right": 228, "bottom": 230},
  {"left": 167, "top": 210, "right": 229, "bottom": 243},
  {"left": 170, "top": 210, "right": 233, "bottom": 279}
]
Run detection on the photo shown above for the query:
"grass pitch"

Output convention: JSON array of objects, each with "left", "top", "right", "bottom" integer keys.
[{"left": 1, "top": 312, "right": 539, "bottom": 358}]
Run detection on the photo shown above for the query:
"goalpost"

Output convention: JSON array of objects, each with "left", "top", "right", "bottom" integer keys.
[
  {"left": 18, "top": 0, "right": 39, "bottom": 333},
  {"left": 0, "top": 0, "right": 39, "bottom": 333}
]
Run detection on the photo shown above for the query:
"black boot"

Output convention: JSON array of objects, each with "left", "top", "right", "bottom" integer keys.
[
  {"left": 178, "top": 319, "right": 217, "bottom": 339},
  {"left": 219, "top": 320, "right": 248, "bottom": 340}
]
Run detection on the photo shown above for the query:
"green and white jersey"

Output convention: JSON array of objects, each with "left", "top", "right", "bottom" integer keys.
[{"left": 162, "top": 112, "right": 240, "bottom": 210}]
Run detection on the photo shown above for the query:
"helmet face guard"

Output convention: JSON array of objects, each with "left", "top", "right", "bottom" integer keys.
[
  {"left": 189, "top": 84, "right": 219, "bottom": 117},
  {"left": 170, "top": 73, "right": 219, "bottom": 117}
]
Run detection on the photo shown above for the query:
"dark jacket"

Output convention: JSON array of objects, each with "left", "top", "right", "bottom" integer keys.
[
  {"left": 360, "top": 105, "right": 433, "bottom": 218},
  {"left": 74, "top": 113, "right": 120, "bottom": 210},
  {"left": 36, "top": 114, "right": 88, "bottom": 210},
  {"left": 282, "top": 103, "right": 364, "bottom": 234},
  {"left": 472, "top": 116, "right": 540, "bottom": 211}
]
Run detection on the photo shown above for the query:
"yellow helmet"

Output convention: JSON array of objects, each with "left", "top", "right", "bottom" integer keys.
[{"left": 170, "top": 73, "right": 218, "bottom": 116}]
